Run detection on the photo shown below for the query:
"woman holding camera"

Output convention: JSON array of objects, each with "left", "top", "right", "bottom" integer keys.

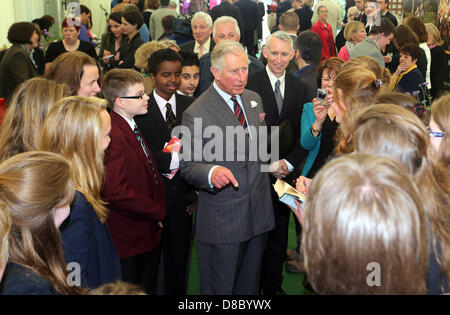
[{"left": 299, "top": 57, "right": 344, "bottom": 179}]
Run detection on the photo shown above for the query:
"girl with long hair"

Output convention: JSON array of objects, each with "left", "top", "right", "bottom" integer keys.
[
  {"left": 0, "top": 78, "right": 69, "bottom": 162},
  {"left": 40, "top": 96, "right": 121, "bottom": 290},
  {"left": 0, "top": 151, "right": 84, "bottom": 294}
]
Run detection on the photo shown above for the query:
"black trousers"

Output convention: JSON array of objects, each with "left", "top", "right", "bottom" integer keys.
[
  {"left": 160, "top": 198, "right": 193, "bottom": 295},
  {"left": 120, "top": 248, "right": 161, "bottom": 295},
  {"left": 260, "top": 189, "right": 291, "bottom": 294}
]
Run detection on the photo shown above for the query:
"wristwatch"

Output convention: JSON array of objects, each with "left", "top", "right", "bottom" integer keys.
[{"left": 311, "top": 126, "right": 320, "bottom": 135}]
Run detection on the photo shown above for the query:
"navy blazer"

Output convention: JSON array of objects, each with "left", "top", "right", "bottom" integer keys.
[
  {"left": 61, "top": 191, "right": 122, "bottom": 290},
  {"left": 0, "top": 262, "right": 58, "bottom": 295}
]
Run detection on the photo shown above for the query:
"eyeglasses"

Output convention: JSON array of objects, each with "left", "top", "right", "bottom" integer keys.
[
  {"left": 426, "top": 126, "right": 445, "bottom": 138},
  {"left": 119, "top": 92, "right": 147, "bottom": 99}
]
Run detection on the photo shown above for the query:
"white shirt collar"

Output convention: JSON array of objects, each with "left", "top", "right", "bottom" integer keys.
[
  {"left": 265, "top": 65, "right": 286, "bottom": 98},
  {"left": 114, "top": 110, "right": 137, "bottom": 131},
  {"left": 153, "top": 89, "right": 176, "bottom": 117}
]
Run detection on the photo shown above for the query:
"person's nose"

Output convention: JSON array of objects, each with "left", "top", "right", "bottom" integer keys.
[{"left": 94, "top": 82, "right": 101, "bottom": 93}]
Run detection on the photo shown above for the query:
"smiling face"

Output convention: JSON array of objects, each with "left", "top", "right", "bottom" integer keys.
[
  {"left": 109, "top": 19, "right": 123, "bottom": 38},
  {"left": 321, "top": 68, "right": 336, "bottom": 95},
  {"left": 78, "top": 65, "right": 101, "bottom": 97},
  {"left": 212, "top": 51, "right": 248, "bottom": 96},
  {"left": 318, "top": 7, "right": 329, "bottom": 23},
  {"left": 63, "top": 26, "right": 80, "bottom": 44},
  {"left": 179, "top": 65, "right": 200, "bottom": 96},
  {"left": 192, "top": 17, "right": 212, "bottom": 45},
  {"left": 263, "top": 36, "right": 294, "bottom": 78},
  {"left": 152, "top": 60, "right": 182, "bottom": 101}
]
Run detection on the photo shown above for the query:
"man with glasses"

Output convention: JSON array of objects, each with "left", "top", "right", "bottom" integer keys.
[{"left": 102, "top": 68, "right": 166, "bottom": 294}]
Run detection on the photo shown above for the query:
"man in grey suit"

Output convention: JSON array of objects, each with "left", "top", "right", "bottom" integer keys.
[
  {"left": 179, "top": 41, "right": 275, "bottom": 295},
  {"left": 350, "top": 18, "right": 395, "bottom": 67}
]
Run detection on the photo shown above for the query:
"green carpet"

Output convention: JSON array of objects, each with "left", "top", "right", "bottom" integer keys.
[{"left": 187, "top": 214, "right": 314, "bottom": 295}]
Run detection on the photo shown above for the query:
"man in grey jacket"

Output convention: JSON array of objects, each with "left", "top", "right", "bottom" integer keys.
[
  {"left": 350, "top": 18, "right": 395, "bottom": 67},
  {"left": 179, "top": 41, "right": 275, "bottom": 295}
]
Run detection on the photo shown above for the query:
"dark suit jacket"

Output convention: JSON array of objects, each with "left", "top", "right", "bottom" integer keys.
[
  {"left": 210, "top": 2, "right": 244, "bottom": 37},
  {"left": 134, "top": 93, "right": 197, "bottom": 211},
  {"left": 0, "top": 44, "right": 38, "bottom": 101},
  {"left": 179, "top": 38, "right": 215, "bottom": 53},
  {"left": 0, "top": 262, "right": 58, "bottom": 295},
  {"left": 235, "top": 0, "right": 259, "bottom": 45},
  {"left": 103, "top": 111, "right": 166, "bottom": 260},
  {"left": 110, "top": 34, "right": 144, "bottom": 69},
  {"left": 60, "top": 191, "right": 122, "bottom": 289},
  {"left": 196, "top": 52, "right": 264, "bottom": 97},
  {"left": 294, "top": 63, "right": 319, "bottom": 103},
  {"left": 295, "top": 6, "right": 313, "bottom": 31},
  {"left": 247, "top": 69, "right": 308, "bottom": 170}
]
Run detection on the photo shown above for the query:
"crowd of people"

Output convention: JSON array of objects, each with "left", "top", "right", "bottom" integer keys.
[{"left": 0, "top": 0, "right": 448, "bottom": 295}]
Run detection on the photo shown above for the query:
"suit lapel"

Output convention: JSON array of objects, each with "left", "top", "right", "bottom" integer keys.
[
  {"left": 280, "top": 74, "right": 295, "bottom": 119},
  {"left": 260, "top": 71, "right": 280, "bottom": 123},
  {"left": 206, "top": 86, "right": 240, "bottom": 128}
]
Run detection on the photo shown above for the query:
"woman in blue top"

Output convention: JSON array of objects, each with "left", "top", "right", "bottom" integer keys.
[
  {"left": 300, "top": 58, "right": 344, "bottom": 179},
  {"left": 40, "top": 96, "right": 121, "bottom": 290}
]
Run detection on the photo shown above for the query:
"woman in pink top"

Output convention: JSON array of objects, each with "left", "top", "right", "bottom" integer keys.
[{"left": 338, "top": 21, "right": 366, "bottom": 61}]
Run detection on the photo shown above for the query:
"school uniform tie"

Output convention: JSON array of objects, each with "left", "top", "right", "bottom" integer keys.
[
  {"left": 134, "top": 125, "right": 158, "bottom": 185},
  {"left": 165, "top": 103, "right": 176, "bottom": 129}
]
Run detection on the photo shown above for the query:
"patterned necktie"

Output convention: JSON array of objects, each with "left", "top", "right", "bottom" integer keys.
[
  {"left": 165, "top": 103, "right": 176, "bottom": 129},
  {"left": 274, "top": 80, "right": 283, "bottom": 114},
  {"left": 231, "top": 96, "right": 247, "bottom": 129},
  {"left": 133, "top": 125, "right": 158, "bottom": 185},
  {"left": 198, "top": 44, "right": 204, "bottom": 58}
]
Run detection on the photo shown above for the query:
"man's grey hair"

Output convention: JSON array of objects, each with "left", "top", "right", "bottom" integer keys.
[
  {"left": 192, "top": 12, "right": 213, "bottom": 28},
  {"left": 211, "top": 40, "right": 249, "bottom": 72},
  {"left": 266, "top": 30, "right": 294, "bottom": 51},
  {"left": 213, "top": 16, "right": 240, "bottom": 38}
]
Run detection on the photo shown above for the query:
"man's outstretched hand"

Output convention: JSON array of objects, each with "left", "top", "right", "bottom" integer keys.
[{"left": 211, "top": 166, "right": 239, "bottom": 189}]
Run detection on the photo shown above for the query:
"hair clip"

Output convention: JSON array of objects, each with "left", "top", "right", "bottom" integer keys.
[{"left": 373, "top": 79, "right": 383, "bottom": 89}]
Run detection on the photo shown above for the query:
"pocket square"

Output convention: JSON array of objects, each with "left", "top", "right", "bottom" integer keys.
[
  {"left": 259, "top": 112, "right": 266, "bottom": 122},
  {"left": 251, "top": 101, "right": 258, "bottom": 108}
]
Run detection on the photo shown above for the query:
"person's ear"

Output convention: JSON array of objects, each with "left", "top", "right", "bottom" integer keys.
[
  {"left": 149, "top": 73, "right": 156, "bottom": 84},
  {"left": 210, "top": 66, "right": 220, "bottom": 81},
  {"left": 289, "top": 49, "right": 295, "bottom": 61},
  {"left": 262, "top": 45, "right": 269, "bottom": 59}
]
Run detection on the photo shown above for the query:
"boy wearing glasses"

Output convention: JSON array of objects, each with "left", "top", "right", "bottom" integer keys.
[
  {"left": 101, "top": 68, "right": 166, "bottom": 294},
  {"left": 135, "top": 48, "right": 197, "bottom": 295}
]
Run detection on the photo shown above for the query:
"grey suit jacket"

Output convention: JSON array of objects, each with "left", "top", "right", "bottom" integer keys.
[
  {"left": 350, "top": 37, "right": 385, "bottom": 67},
  {"left": 179, "top": 85, "right": 275, "bottom": 244}
]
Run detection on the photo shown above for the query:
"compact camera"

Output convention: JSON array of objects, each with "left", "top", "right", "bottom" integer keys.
[{"left": 317, "top": 89, "right": 328, "bottom": 106}]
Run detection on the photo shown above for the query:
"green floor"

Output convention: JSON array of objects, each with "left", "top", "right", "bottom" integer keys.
[{"left": 187, "top": 214, "right": 314, "bottom": 295}]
